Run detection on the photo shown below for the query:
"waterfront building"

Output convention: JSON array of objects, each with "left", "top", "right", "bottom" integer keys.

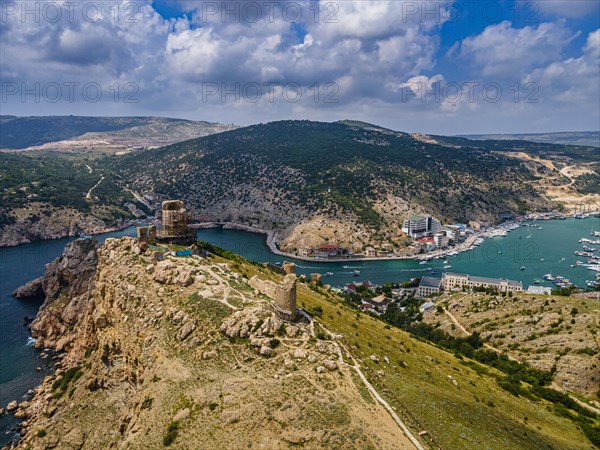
[
  {"left": 442, "top": 272, "right": 523, "bottom": 292},
  {"left": 443, "top": 226, "right": 461, "bottom": 241},
  {"left": 417, "top": 277, "right": 443, "bottom": 298},
  {"left": 365, "top": 247, "right": 377, "bottom": 257},
  {"left": 402, "top": 215, "right": 442, "bottom": 239},
  {"left": 434, "top": 232, "right": 449, "bottom": 248},
  {"left": 527, "top": 286, "right": 552, "bottom": 295},
  {"left": 298, "top": 248, "right": 313, "bottom": 257}
]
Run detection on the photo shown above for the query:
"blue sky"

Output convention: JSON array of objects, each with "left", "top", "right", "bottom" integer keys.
[{"left": 1, "top": 0, "right": 599, "bottom": 134}]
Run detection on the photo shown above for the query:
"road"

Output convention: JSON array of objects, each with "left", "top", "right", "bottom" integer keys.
[{"left": 85, "top": 176, "right": 105, "bottom": 200}]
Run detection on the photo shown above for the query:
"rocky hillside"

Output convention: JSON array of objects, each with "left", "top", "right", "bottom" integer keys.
[
  {"left": 423, "top": 292, "right": 600, "bottom": 397},
  {"left": 0, "top": 116, "right": 237, "bottom": 152},
  {"left": 5, "top": 237, "right": 597, "bottom": 449},
  {"left": 119, "top": 120, "right": 555, "bottom": 252}
]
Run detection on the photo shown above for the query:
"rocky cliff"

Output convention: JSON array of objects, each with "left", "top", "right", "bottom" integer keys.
[
  {"left": 6, "top": 238, "right": 597, "bottom": 450},
  {"left": 9, "top": 238, "right": 414, "bottom": 449},
  {"left": 28, "top": 238, "right": 100, "bottom": 354}
]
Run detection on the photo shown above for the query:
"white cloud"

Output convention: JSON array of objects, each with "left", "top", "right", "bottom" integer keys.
[
  {"left": 457, "top": 20, "right": 578, "bottom": 77},
  {"left": 525, "top": 28, "right": 600, "bottom": 105},
  {"left": 532, "top": 0, "right": 600, "bottom": 19},
  {"left": 1, "top": 0, "right": 598, "bottom": 134}
]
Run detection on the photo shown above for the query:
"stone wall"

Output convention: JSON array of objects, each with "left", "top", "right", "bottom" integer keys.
[{"left": 249, "top": 274, "right": 297, "bottom": 321}]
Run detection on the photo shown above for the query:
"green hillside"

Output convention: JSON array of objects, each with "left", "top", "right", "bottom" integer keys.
[{"left": 119, "top": 120, "right": 554, "bottom": 234}]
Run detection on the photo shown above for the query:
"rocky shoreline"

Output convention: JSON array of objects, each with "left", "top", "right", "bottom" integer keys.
[
  {"left": 0, "top": 221, "right": 134, "bottom": 248},
  {"left": 1, "top": 238, "right": 101, "bottom": 449}
]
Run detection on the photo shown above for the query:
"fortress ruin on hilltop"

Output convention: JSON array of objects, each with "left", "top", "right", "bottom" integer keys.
[
  {"left": 249, "top": 274, "right": 298, "bottom": 321},
  {"left": 137, "top": 200, "right": 196, "bottom": 247}
]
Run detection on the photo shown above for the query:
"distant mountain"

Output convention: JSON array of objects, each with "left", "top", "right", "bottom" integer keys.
[
  {"left": 0, "top": 116, "right": 238, "bottom": 152},
  {"left": 459, "top": 131, "right": 600, "bottom": 148},
  {"left": 0, "top": 115, "right": 18, "bottom": 123},
  {"left": 118, "top": 120, "right": 555, "bottom": 252}
]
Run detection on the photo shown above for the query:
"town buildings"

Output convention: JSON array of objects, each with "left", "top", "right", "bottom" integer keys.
[
  {"left": 416, "top": 276, "right": 443, "bottom": 298},
  {"left": 442, "top": 272, "right": 523, "bottom": 292},
  {"left": 402, "top": 215, "right": 442, "bottom": 239},
  {"left": 416, "top": 272, "right": 523, "bottom": 298}
]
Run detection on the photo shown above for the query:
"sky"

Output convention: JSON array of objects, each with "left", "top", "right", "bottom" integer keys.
[{"left": 0, "top": 0, "right": 599, "bottom": 134}]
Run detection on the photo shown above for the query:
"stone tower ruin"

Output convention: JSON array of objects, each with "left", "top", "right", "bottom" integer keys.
[
  {"left": 157, "top": 200, "right": 196, "bottom": 244},
  {"left": 249, "top": 274, "right": 297, "bottom": 321}
]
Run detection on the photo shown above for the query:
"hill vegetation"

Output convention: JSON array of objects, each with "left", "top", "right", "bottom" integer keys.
[
  {"left": 118, "top": 120, "right": 555, "bottom": 251},
  {"left": 1, "top": 119, "right": 596, "bottom": 249},
  {"left": 12, "top": 238, "right": 599, "bottom": 449},
  {"left": 0, "top": 116, "right": 236, "bottom": 152}
]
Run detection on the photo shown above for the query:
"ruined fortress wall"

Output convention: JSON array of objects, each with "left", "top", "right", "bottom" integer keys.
[
  {"left": 159, "top": 200, "right": 194, "bottom": 240},
  {"left": 249, "top": 274, "right": 297, "bottom": 320}
]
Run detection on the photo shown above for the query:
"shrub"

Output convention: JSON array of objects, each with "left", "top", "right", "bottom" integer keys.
[{"left": 163, "top": 421, "right": 179, "bottom": 447}]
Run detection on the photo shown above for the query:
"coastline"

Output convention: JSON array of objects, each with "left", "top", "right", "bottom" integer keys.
[
  {"left": 0, "top": 220, "right": 140, "bottom": 249},
  {"left": 196, "top": 211, "right": 599, "bottom": 264},
  {"left": 195, "top": 220, "right": 520, "bottom": 263}
]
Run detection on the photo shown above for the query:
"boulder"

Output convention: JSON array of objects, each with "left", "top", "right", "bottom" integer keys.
[
  {"left": 153, "top": 261, "right": 175, "bottom": 284},
  {"left": 283, "top": 359, "right": 295, "bottom": 369},
  {"left": 316, "top": 366, "right": 326, "bottom": 374},
  {"left": 173, "top": 407, "right": 190, "bottom": 422},
  {"left": 11, "top": 277, "right": 44, "bottom": 299},
  {"left": 202, "top": 350, "right": 218, "bottom": 360},
  {"left": 293, "top": 348, "right": 308, "bottom": 359},
  {"left": 174, "top": 268, "right": 193, "bottom": 287},
  {"left": 323, "top": 359, "right": 338, "bottom": 371},
  {"left": 176, "top": 322, "right": 196, "bottom": 341},
  {"left": 370, "top": 354, "right": 380, "bottom": 363},
  {"left": 259, "top": 346, "right": 273, "bottom": 356},
  {"left": 6, "top": 401, "right": 18, "bottom": 412}
]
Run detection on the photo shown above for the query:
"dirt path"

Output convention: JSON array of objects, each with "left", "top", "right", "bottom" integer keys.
[
  {"left": 314, "top": 319, "right": 423, "bottom": 450},
  {"left": 125, "top": 188, "right": 152, "bottom": 209},
  {"left": 86, "top": 176, "right": 105, "bottom": 199},
  {"left": 443, "top": 306, "right": 600, "bottom": 415},
  {"left": 443, "top": 307, "right": 520, "bottom": 362}
]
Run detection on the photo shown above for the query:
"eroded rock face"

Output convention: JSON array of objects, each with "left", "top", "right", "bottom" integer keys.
[
  {"left": 11, "top": 277, "right": 44, "bottom": 299},
  {"left": 29, "top": 238, "right": 100, "bottom": 351}
]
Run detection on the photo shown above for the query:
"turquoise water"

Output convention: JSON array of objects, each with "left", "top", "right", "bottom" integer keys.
[
  {"left": 1, "top": 217, "right": 598, "bottom": 444},
  {"left": 198, "top": 217, "right": 600, "bottom": 289}
]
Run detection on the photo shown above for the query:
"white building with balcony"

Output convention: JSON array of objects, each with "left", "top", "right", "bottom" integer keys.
[{"left": 402, "top": 215, "right": 442, "bottom": 239}]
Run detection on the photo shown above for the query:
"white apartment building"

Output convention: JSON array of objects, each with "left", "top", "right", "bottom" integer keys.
[
  {"left": 402, "top": 215, "right": 442, "bottom": 239},
  {"left": 442, "top": 272, "right": 523, "bottom": 292}
]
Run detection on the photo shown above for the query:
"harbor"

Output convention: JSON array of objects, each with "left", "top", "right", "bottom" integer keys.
[{"left": 195, "top": 215, "right": 600, "bottom": 291}]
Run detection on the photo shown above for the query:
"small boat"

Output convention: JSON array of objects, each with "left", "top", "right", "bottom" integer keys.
[
  {"left": 534, "top": 280, "right": 541, "bottom": 284},
  {"left": 540, "top": 258, "right": 544, "bottom": 262},
  {"left": 538, "top": 227, "right": 543, "bottom": 230},
  {"left": 419, "top": 261, "right": 428, "bottom": 265},
  {"left": 520, "top": 266, "right": 526, "bottom": 271},
  {"left": 352, "top": 270, "right": 360, "bottom": 277},
  {"left": 326, "top": 272, "right": 333, "bottom": 276},
  {"left": 443, "top": 260, "right": 449, "bottom": 264},
  {"left": 526, "top": 234, "right": 532, "bottom": 239},
  {"left": 443, "top": 265, "right": 452, "bottom": 269}
]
